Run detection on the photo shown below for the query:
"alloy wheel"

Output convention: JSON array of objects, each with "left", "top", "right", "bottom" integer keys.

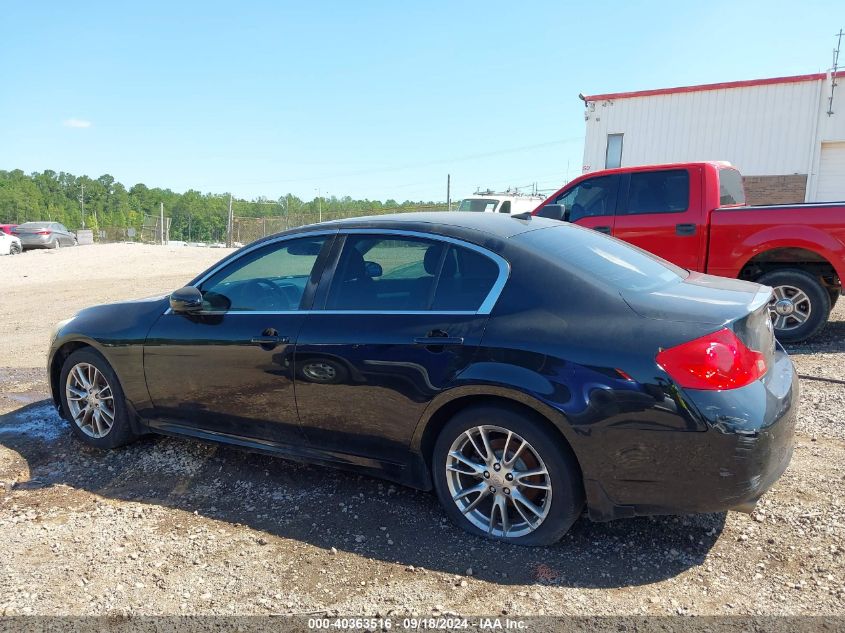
[
  {"left": 769, "top": 284, "right": 812, "bottom": 331},
  {"left": 445, "top": 425, "right": 552, "bottom": 538},
  {"left": 65, "top": 362, "right": 116, "bottom": 438},
  {"left": 302, "top": 361, "right": 337, "bottom": 382}
]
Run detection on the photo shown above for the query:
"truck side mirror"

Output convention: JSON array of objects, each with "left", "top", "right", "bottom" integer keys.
[{"left": 536, "top": 204, "right": 566, "bottom": 221}]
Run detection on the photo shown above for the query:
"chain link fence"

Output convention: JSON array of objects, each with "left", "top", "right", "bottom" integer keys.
[
  {"left": 60, "top": 205, "right": 449, "bottom": 246},
  {"left": 231, "top": 205, "right": 447, "bottom": 245}
]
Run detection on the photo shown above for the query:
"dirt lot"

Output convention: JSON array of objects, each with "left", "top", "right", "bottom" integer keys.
[{"left": 1, "top": 243, "right": 844, "bottom": 617}]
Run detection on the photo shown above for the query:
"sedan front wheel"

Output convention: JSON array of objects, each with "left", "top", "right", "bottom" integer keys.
[
  {"left": 433, "top": 405, "right": 584, "bottom": 545},
  {"left": 60, "top": 348, "right": 138, "bottom": 449}
]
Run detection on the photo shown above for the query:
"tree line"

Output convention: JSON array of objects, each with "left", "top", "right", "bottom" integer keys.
[{"left": 0, "top": 169, "right": 447, "bottom": 243}]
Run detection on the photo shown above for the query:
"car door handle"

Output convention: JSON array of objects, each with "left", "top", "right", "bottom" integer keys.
[
  {"left": 413, "top": 336, "right": 464, "bottom": 345},
  {"left": 594, "top": 225, "right": 611, "bottom": 234},
  {"left": 250, "top": 328, "right": 289, "bottom": 349},
  {"left": 250, "top": 335, "right": 288, "bottom": 345},
  {"left": 676, "top": 223, "right": 697, "bottom": 236}
]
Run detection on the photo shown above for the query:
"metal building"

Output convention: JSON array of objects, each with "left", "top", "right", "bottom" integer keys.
[{"left": 581, "top": 71, "right": 845, "bottom": 205}]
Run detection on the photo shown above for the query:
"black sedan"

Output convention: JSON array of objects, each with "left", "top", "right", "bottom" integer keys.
[{"left": 48, "top": 213, "right": 796, "bottom": 545}]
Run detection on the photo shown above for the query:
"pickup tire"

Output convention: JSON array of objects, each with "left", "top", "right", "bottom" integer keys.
[
  {"left": 757, "top": 269, "right": 830, "bottom": 343},
  {"left": 829, "top": 290, "right": 840, "bottom": 313}
]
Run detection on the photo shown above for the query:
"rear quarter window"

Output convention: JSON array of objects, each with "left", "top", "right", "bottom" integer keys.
[
  {"left": 718, "top": 168, "right": 746, "bottom": 206},
  {"left": 518, "top": 225, "right": 687, "bottom": 293}
]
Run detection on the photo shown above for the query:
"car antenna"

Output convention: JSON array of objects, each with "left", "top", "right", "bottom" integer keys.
[{"left": 511, "top": 211, "right": 532, "bottom": 220}]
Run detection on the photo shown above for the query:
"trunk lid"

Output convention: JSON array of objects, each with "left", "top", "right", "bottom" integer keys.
[{"left": 623, "top": 271, "right": 776, "bottom": 370}]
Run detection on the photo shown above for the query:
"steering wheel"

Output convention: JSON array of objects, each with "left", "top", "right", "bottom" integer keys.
[{"left": 241, "top": 278, "right": 293, "bottom": 310}]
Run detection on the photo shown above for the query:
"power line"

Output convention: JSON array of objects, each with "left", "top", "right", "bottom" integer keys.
[{"left": 226, "top": 137, "right": 584, "bottom": 187}]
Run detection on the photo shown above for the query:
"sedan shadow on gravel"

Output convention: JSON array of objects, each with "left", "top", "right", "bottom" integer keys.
[{"left": 0, "top": 399, "right": 726, "bottom": 589}]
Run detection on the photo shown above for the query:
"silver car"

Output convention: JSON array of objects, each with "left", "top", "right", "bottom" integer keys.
[{"left": 13, "top": 221, "right": 77, "bottom": 250}]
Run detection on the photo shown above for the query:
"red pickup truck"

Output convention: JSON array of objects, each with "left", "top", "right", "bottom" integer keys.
[{"left": 534, "top": 161, "right": 845, "bottom": 343}]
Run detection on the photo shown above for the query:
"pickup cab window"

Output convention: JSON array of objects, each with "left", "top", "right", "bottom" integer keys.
[
  {"left": 621, "top": 170, "right": 690, "bottom": 215},
  {"left": 555, "top": 175, "right": 620, "bottom": 222}
]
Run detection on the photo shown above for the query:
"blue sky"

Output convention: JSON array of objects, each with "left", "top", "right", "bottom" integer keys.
[{"left": 1, "top": 1, "right": 842, "bottom": 202}]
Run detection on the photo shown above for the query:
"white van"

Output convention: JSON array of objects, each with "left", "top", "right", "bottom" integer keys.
[{"left": 457, "top": 192, "right": 546, "bottom": 216}]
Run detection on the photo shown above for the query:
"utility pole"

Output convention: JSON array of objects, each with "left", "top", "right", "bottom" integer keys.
[
  {"left": 447, "top": 174, "right": 451, "bottom": 212},
  {"left": 827, "top": 29, "right": 843, "bottom": 116},
  {"left": 79, "top": 184, "right": 85, "bottom": 230},
  {"left": 227, "top": 194, "right": 234, "bottom": 247},
  {"left": 316, "top": 188, "right": 322, "bottom": 223},
  {"left": 188, "top": 215, "right": 192, "bottom": 242},
  {"left": 159, "top": 202, "right": 165, "bottom": 245}
]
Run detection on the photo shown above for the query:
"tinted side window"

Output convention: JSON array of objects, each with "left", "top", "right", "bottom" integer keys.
[
  {"left": 555, "top": 175, "right": 619, "bottom": 222},
  {"left": 200, "top": 237, "right": 328, "bottom": 311},
  {"left": 499, "top": 201, "right": 511, "bottom": 214},
  {"left": 622, "top": 170, "right": 690, "bottom": 215},
  {"left": 327, "top": 236, "right": 439, "bottom": 310},
  {"left": 432, "top": 246, "right": 499, "bottom": 311},
  {"left": 719, "top": 168, "right": 746, "bottom": 206}
]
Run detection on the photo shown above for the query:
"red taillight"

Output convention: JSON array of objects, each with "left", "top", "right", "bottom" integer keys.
[
  {"left": 36, "top": 230, "right": 51, "bottom": 235},
  {"left": 656, "top": 328, "right": 767, "bottom": 391}
]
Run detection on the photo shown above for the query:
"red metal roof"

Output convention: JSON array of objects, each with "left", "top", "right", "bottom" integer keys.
[{"left": 584, "top": 71, "right": 845, "bottom": 102}]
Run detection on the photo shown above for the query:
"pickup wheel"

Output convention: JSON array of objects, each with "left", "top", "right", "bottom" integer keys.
[
  {"left": 758, "top": 269, "right": 830, "bottom": 343},
  {"left": 829, "top": 290, "right": 840, "bottom": 313}
]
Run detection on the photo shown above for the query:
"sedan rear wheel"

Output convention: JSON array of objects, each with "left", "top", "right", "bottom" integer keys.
[
  {"left": 9, "top": 242, "right": 21, "bottom": 255},
  {"left": 59, "top": 348, "right": 138, "bottom": 449},
  {"left": 433, "top": 405, "right": 583, "bottom": 545}
]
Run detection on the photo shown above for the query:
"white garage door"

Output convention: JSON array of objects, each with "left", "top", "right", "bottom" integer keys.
[{"left": 816, "top": 142, "right": 845, "bottom": 201}]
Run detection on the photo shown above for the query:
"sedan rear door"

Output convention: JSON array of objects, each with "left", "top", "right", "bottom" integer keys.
[{"left": 294, "top": 230, "right": 507, "bottom": 464}]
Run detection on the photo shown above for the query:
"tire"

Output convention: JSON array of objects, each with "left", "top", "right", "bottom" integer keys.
[
  {"left": 59, "top": 348, "right": 138, "bottom": 449},
  {"left": 829, "top": 290, "right": 840, "bottom": 313},
  {"left": 758, "top": 268, "right": 831, "bottom": 343},
  {"left": 9, "top": 242, "right": 21, "bottom": 255},
  {"left": 432, "top": 405, "right": 584, "bottom": 546},
  {"left": 53, "top": 238, "right": 61, "bottom": 249}
]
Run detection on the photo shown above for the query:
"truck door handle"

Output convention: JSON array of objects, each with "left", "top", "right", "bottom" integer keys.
[
  {"left": 594, "top": 225, "right": 611, "bottom": 234},
  {"left": 676, "top": 223, "right": 697, "bottom": 236}
]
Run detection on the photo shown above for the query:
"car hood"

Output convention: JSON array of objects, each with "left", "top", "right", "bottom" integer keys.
[{"left": 621, "top": 272, "right": 772, "bottom": 326}]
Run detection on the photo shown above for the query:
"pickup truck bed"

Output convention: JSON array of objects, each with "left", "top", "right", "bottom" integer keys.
[{"left": 535, "top": 162, "right": 845, "bottom": 343}]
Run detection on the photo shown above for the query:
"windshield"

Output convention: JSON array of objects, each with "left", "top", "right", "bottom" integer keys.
[
  {"left": 518, "top": 225, "right": 688, "bottom": 293},
  {"left": 458, "top": 198, "right": 499, "bottom": 213}
]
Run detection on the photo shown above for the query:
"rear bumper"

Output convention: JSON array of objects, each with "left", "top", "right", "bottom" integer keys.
[
  {"left": 18, "top": 235, "right": 53, "bottom": 248},
  {"left": 586, "top": 346, "right": 797, "bottom": 521}
]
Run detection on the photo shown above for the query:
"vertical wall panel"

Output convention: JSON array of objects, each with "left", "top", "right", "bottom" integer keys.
[{"left": 583, "top": 79, "right": 823, "bottom": 175}]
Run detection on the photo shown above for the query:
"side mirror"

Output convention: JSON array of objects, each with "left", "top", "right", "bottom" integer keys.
[
  {"left": 536, "top": 204, "right": 567, "bottom": 221},
  {"left": 170, "top": 286, "right": 203, "bottom": 313},
  {"left": 364, "top": 261, "right": 383, "bottom": 278}
]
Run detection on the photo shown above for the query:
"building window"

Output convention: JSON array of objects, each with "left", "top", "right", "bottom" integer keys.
[{"left": 605, "top": 134, "right": 623, "bottom": 169}]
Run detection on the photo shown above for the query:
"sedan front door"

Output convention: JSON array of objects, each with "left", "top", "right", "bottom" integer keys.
[
  {"left": 143, "top": 233, "right": 335, "bottom": 445},
  {"left": 294, "top": 231, "right": 506, "bottom": 463}
]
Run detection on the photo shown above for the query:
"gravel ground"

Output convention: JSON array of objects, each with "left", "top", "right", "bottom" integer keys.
[{"left": 0, "top": 243, "right": 844, "bottom": 617}]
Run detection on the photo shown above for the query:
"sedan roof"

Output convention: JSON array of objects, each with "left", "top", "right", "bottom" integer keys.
[{"left": 286, "top": 211, "right": 565, "bottom": 241}]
